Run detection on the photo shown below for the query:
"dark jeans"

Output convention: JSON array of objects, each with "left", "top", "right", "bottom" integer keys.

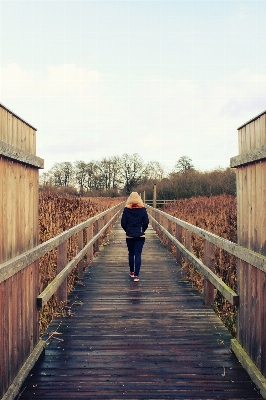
[{"left": 126, "top": 237, "right": 145, "bottom": 276}]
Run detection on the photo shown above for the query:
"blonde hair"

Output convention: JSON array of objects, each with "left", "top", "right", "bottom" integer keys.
[{"left": 126, "top": 192, "right": 144, "bottom": 207}]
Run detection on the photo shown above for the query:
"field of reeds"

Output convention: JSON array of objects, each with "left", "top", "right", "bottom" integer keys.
[
  {"left": 39, "top": 192, "right": 122, "bottom": 333},
  {"left": 161, "top": 194, "right": 237, "bottom": 335}
]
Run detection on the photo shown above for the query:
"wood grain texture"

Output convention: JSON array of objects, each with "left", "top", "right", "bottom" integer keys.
[{"left": 17, "top": 224, "right": 263, "bottom": 399}]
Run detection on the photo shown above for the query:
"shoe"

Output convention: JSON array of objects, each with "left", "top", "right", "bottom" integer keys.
[
  {"left": 129, "top": 272, "right": 134, "bottom": 277},
  {"left": 134, "top": 276, "right": 139, "bottom": 281}
]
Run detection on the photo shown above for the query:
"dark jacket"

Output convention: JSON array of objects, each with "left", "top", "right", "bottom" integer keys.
[{"left": 121, "top": 206, "right": 149, "bottom": 237}]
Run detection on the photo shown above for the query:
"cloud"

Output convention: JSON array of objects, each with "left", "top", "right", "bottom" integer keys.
[{"left": 1, "top": 63, "right": 265, "bottom": 171}]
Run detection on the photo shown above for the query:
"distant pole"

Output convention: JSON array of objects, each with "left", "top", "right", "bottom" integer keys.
[
  {"left": 143, "top": 191, "right": 146, "bottom": 204},
  {"left": 153, "top": 184, "right": 157, "bottom": 208}
]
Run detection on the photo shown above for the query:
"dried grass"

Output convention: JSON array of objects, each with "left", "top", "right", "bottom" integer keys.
[
  {"left": 38, "top": 193, "right": 122, "bottom": 333},
  {"left": 162, "top": 195, "right": 237, "bottom": 336}
]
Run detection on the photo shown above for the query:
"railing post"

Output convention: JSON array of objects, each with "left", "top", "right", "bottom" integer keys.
[
  {"left": 86, "top": 224, "right": 94, "bottom": 263},
  {"left": 94, "top": 219, "right": 99, "bottom": 253},
  {"left": 57, "top": 241, "right": 68, "bottom": 304},
  {"left": 203, "top": 240, "right": 215, "bottom": 306},
  {"left": 153, "top": 184, "right": 157, "bottom": 208},
  {"left": 77, "top": 230, "right": 84, "bottom": 279},
  {"left": 184, "top": 230, "right": 192, "bottom": 274},
  {"left": 185, "top": 230, "right": 192, "bottom": 253},
  {"left": 175, "top": 223, "right": 183, "bottom": 265},
  {"left": 230, "top": 111, "right": 266, "bottom": 383},
  {"left": 167, "top": 219, "right": 172, "bottom": 252},
  {"left": 0, "top": 105, "right": 44, "bottom": 398}
]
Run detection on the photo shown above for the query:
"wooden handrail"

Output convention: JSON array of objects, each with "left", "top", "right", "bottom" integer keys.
[
  {"left": 37, "top": 207, "right": 122, "bottom": 309},
  {"left": 147, "top": 205, "right": 266, "bottom": 274},
  {"left": 0, "top": 202, "right": 124, "bottom": 284},
  {"left": 148, "top": 213, "right": 239, "bottom": 306}
]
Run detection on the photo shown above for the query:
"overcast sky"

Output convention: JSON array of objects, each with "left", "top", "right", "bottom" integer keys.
[{"left": 1, "top": 0, "right": 266, "bottom": 173}]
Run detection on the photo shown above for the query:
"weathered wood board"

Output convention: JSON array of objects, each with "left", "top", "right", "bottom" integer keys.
[{"left": 17, "top": 224, "right": 263, "bottom": 399}]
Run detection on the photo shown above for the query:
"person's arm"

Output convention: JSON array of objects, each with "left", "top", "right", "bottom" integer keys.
[
  {"left": 143, "top": 209, "right": 149, "bottom": 232},
  {"left": 121, "top": 209, "right": 127, "bottom": 231}
]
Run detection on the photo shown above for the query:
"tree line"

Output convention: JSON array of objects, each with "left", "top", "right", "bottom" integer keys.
[{"left": 40, "top": 154, "right": 236, "bottom": 199}]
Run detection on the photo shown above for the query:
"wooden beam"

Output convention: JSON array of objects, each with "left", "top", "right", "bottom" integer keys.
[
  {"left": 1, "top": 340, "right": 45, "bottom": 400},
  {"left": 231, "top": 339, "right": 266, "bottom": 399},
  {"left": 230, "top": 145, "right": 266, "bottom": 168},
  {"left": 0, "top": 140, "right": 44, "bottom": 168}
]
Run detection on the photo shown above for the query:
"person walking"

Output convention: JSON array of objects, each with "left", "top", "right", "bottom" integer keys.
[{"left": 121, "top": 192, "right": 149, "bottom": 282}]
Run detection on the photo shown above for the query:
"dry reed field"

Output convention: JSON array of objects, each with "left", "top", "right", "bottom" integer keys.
[
  {"left": 162, "top": 195, "right": 237, "bottom": 335},
  {"left": 39, "top": 192, "right": 122, "bottom": 333}
]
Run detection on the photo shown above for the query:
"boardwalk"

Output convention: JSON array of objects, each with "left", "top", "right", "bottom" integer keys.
[{"left": 16, "top": 223, "right": 262, "bottom": 400}]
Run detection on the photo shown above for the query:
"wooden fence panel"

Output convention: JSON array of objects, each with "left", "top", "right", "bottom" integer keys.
[
  {"left": 231, "top": 111, "right": 266, "bottom": 380},
  {"left": 0, "top": 104, "right": 42, "bottom": 398}
]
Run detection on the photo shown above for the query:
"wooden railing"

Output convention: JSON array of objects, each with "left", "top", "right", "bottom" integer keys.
[
  {"left": 147, "top": 204, "right": 266, "bottom": 397},
  {"left": 0, "top": 202, "right": 124, "bottom": 400},
  {"left": 148, "top": 205, "right": 266, "bottom": 304}
]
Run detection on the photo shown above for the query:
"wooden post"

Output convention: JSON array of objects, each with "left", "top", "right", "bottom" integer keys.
[
  {"left": 230, "top": 111, "right": 266, "bottom": 379},
  {"left": 167, "top": 219, "right": 172, "bottom": 252},
  {"left": 175, "top": 223, "right": 183, "bottom": 265},
  {"left": 184, "top": 230, "right": 192, "bottom": 276},
  {"left": 57, "top": 241, "right": 68, "bottom": 304},
  {"left": 143, "top": 191, "right": 146, "bottom": 205},
  {"left": 0, "top": 104, "right": 44, "bottom": 398},
  {"left": 203, "top": 240, "right": 215, "bottom": 306},
  {"left": 86, "top": 224, "right": 94, "bottom": 263},
  {"left": 153, "top": 184, "right": 157, "bottom": 208},
  {"left": 94, "top": 220, "right": 99, "bottom": 253},
  {"left": 77, "top": 230, "right": 84, "bottom": 279}
]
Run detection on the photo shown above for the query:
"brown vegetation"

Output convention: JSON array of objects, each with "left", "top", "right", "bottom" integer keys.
[
  {"left": 162, "top": 195, "right": 237, "bottom": 335},
  {"left": 39, "top": 192, "right": 122, "bottom": 333}
]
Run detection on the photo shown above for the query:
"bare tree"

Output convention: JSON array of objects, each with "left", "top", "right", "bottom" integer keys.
[
  {"left": 52, "top": 162, "right": 74, "bottom": 187},
  {"left": 143, "top": 161, "right": 165, "bottom": 181},
  {"left": 174, "top": 156, "right": 194, "bottom": 174},
  {"left": 74, "top": 160, "right": 88, "bottom": 194},
  {"left": 120, "top": 153, "right": 144, "bottom": 194}
]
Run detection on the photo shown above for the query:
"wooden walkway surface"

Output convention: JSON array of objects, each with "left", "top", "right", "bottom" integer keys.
[{"left": 16, "top": 223, "right": 262, "bottom": 400}]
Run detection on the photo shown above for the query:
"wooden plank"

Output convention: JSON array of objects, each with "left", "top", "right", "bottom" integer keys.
[
  {"left": 1, "top": 340, "right": 45, "bottom": 400},
  {"left": 175, "top": 223, "right": 182, "bottom": 265},
  {"left": 231, "top": 339, "right": 266, "bottom": 399},
  {"left": 0, "top": 107, "right": 8, "bottom": 142},
  {"left": 0, "top": 157, "right": 4, "bottom": 263},
  {"left": 5, "top": 278, "right": 10, "bottom": 393},
  {"left": 261, "top": 113, "right": 266, "bottom": 146},
  {"left": 17, "top": 270, "right": 23, "bottom": 373},
  {"left": 2, "top": 158, "right": 7, "bottom": 262},
  {"left": 16, "top": 225, "right": 263, "bottom": 400},
  {"left": 0, "top": 102, "right": 37, "bottom": 131},
  {"left": 261, "top": 272, "right": 266, "bottom": 377},
  {"left": 230, "top": 145, "right": 266, "bottom": 168},
  {"left": 7, "top": 112, "right": 13, "bottom": 146},
  {"left": 0, "top": 279, "right": 8, "bottom": 397},
  {"left": 250, "top": 120, "right": 256, "bottom": 150},
  {"left": 0, "top": 140, "right": 44, "bottom": 169},
  {"left": 17, "top": 119, "right": 22, "bottom": 151}
]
